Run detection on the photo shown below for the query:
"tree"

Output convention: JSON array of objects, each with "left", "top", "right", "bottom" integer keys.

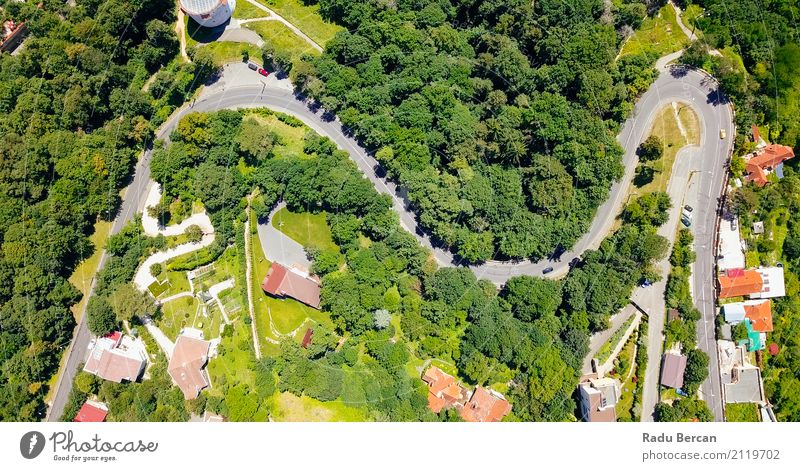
[
  {"left": 311, "top": 249, "right": 340, "bottom": 276},
  {"left": 186, "top": 224, "right": 203, "bottom": 243},
  {"left": 149, "top": 263, "right": 162, "bottom": 277},
  {"left": 373, "top": 309, "right": 391, "bottom": 330},
  {"left": 683, "top": 349, "right": 709, "bottom": 394},
  {"left": 87, "top": 296, "right": 117, "bottom": 335},
  {"left": 75, "top": 371, "right": 100, "bottom": 395},
  {"left": 237, "top": 118, "right": 276, "bottom": 162},
  {"left": 501, "top": 276, "right": 561, "bottom": 322},
  {"left": 109, "top": 283, "right": 155, "bottom": 324},
  {"left": 638, "top": 135, "right": 663, "bottom": 162}
]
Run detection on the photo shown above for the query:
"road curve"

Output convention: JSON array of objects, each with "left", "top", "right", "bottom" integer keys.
[
  {"left": 48, "top": 54, "right": 733, "bottom": 420},
  {"left": 178, "top": 65, "right": 733, "bottom": 285}
]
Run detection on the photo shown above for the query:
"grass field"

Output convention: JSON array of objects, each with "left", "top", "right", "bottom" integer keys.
[
  {"left": 612, "top": 328, "right": 639, "bottom": 421},
  {"left": 726, "top": 403, "right": 760, "bottom": 422},
  {"left": 269, "top": 391, "right": 367, "bottom": 421},
  {"left": 244, "top": 20, "right": 320, "bottom": 68},
  {"left": 597, "top": 315, "right": 636, "bottom": 365},
  {"left": 272, "top": 207, "right": 338, "bottom": 251},
  {"left": 244, "top": 111, "right": 314, "bottom": 160},
  {"left": 620, "top": 5, "right": 689, "bottom": 58},
  {"left": 159, "top": 295, "right": 201, "bottom": 341},
  {"left": 630, "top": 103, "right": 700, "bottom": 200},
  {"left": 253, "top": 0, "right": 344, "bottom": 46},
  {"left": 68, "top": 220, "right": 112, "bottom": 319},
  {"left": 234, "top": 0, "right": 268, "bottom": 20},
  {"left": 201, "top": 41, "right": 262, "bottom": 67},
  {"left": 249, "top": 211, "right": 333, "bottom": 352}
]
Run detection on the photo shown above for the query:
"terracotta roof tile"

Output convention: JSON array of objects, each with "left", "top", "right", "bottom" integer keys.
[
  {"left": 261, "top": 263, "right": 321, "bottom": 309},
  {"left": 744, "top": 300, "right": 773, "bottom": 333},
  {"left": 168, "top": 335, "right": 210, "bottom": 400},
  {"left": 460, "top": 387, "right": 511, "bottom": 422},
  {"left": 74, "top": 401, "right": 108, "bottom": 422},
  {"left": 718, "top": 270, "right": 763, "bottom": 298}
]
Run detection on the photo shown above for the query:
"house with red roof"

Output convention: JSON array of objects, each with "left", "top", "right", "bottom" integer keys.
[
  {"left": 745, "top": 144, "right": 794, "bottom": 187},
  {"left": 261, "top": 262, "right": 321, "bottom": 309},
  {"left": 83, "top": 332, "right": 147, "bottom": 383},
  {"left": 744, "top": 300, "right": 772, "bottom": 333},
  {"left": 718, "top": 269, "right": 763, "bottom": 299},
  {"left": 460, "top": 386, "right": 512, "bottom": 422},
  {"left": 168, "top": 332, "right": 211, "bottom": 400},
  {"left": 74, "top": 400, "right": 108, "bottom": 422},
  {"left": 421, "top": 366, "right": 465, "bottom": 413}
]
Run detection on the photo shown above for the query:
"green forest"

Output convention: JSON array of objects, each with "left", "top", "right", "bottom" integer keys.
[
  {"left": 681, "top": 0, "right": 800, "bottom": 145},
  {"left": 0, "top": 0, "right": 213, "bottom": 420},
  {"left": 292, "top": 0, "right": 661, "bottom": 262},
  {"left": 112, "top": 109, "right": 670, "bottom": 421}
]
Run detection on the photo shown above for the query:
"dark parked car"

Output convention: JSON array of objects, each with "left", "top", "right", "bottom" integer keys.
[
  {"left": 542, "top": 266, "right": 554, "bottom": 275},
  {"left": 684, "top": 205, "right": 693, "bottom": 212},
  {"left": 247, "top": 62, "right": 258, "bottom": 71},
  {"left": 258, "top": 68, "right": 270, "bottom": 77}
]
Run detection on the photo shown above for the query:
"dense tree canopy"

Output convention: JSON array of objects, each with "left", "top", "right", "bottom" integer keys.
[
  {"left": 294, "top": 0, "right": 658, "bottom": 262},
  {"left": 0, "top": 0, "right": 200, "bottom": 421}
]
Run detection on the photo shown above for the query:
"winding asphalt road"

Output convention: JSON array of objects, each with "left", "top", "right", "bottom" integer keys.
[{"left": 48, "top": 49, "right": 733, "bottom": 420}]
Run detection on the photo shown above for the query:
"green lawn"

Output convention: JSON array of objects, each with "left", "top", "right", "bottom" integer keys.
[
  {"left": 631, "top": 103, "right": 700, "bottom": 199},
  {"left": 234, "top": 0, "right": 268, "bottom": 20},
  {"left": 243, "top": 110, "right": 315, "bottom": 160},
  {"left": 272, "top": 207, "right": 338, "bottom": 252},
  {"left": 597, "top": 315, "right": 637, "bottom": 365},
  {"left": 158, "top": 295, "right": 201, "bottom": 341},
  {"left": 200, "top": 41, "right": 262, "bottom": 67},
  {"left": 253, "top": 0, "right": 344, "bottom": 46},
  {"left": 620, "top": 5, "right": 689, "bottom": 58},
  {"left": 269, "top": 391, "right": 367, "bottom": 421},
  {"left": 155, "top": 269, "right": 193, "bottom": 299},
  {"left": 244, "top": 20, "right": 320, "bottom": 68},
  {"left": 726, "top": 403, "right": 760, "bottom": 422},
  {"left": 68, "top": 220, "right": 112, "bottom": 320},
  {"left": 250, "top": 212, "right": 333, "bottom": 354}
]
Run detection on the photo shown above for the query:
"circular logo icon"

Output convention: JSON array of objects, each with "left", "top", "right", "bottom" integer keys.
[{"left": 20, "top": 431, "right": 46, "bottom": 459}]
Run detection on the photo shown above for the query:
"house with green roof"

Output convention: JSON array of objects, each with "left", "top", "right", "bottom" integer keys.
[{"left": 738, "top": 319, "right": 765, "bottom": 352}]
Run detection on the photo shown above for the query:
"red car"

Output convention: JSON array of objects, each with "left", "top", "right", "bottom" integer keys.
[{"left": 258, "top": 68, "right": 269, "bottom": 77}]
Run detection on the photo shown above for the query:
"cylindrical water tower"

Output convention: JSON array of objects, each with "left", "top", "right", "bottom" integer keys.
[{"left": 180, "top": 0, "right": 236, "bottom": 28}]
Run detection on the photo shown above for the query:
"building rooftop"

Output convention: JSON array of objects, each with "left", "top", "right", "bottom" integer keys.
[
  {"left": 718, "top": 269, "right": 763, "bottom": 299},
  {"left": 261, "top": 263, "right": 321, "bottom": 309},
  {"left": 746, "top": 144, "right": 794, "bottom": 186},
  {"left": 723, "top": 303, "right": 746, "bottom": 324},
  {"left": 74, "top": 401, "right": 108, "bottom": 422},
  {"left": 744, "top": 300, "right": 772, "bottom": 332},
  {"left": 751, "top": 266, "right": 785, "bottom": 299},
  {"left": 460, "top": 387, "right": 511, "bottom": 422},
  {"left": 421, "top": 366, "right": 464, "bottom": 413},
  {"left": 83, "top": 333, "right": 147, "bottom": 383},
  {"left": 719, "top": 341, "right": 765, "bottom": 404},
  {"left": 660, "top": 353, "right": 687, "bottom": 389},
  {"left": 578, "top": 376, "right": 620, "bottom": 422},
  {"left": 740, "top": 319, "right": 765, "bottom": 352},
  {"left": 168, "top": 334, "right": 211, "bottom": 400}
]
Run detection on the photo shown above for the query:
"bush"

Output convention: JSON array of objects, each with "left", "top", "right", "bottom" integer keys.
[
  {"left": 186, "top": 224, "right": 203, "bottom": 243},
  {"left": 150, "top": 263, "right": 162, "bottom": 277}
]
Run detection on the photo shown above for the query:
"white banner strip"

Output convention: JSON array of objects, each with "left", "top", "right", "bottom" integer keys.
[{"left": 1, "top": 422, "right": 792, "bottom": 470}]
